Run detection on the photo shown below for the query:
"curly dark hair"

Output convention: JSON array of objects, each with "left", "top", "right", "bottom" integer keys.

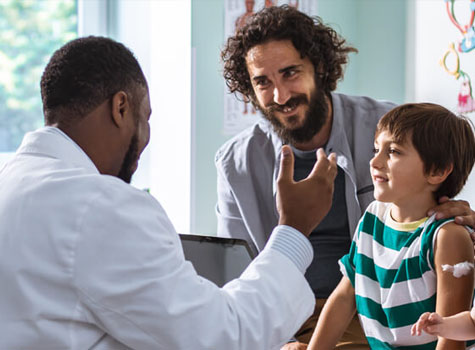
[
  {"left": 41, "top": 36, "right": 147, "bottom": 126},
  {"left": 221, "top": 5, "right": 357, "bottom": 103}
]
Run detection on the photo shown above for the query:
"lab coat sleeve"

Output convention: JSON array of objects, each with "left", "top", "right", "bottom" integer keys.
[{"left": 73, "top": 183, "right": 315, "bottom": 350}]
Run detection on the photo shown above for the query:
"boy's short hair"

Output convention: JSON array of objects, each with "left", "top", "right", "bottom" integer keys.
[{"left": 376, "top": 103, "right": 475, "bottom": 200}]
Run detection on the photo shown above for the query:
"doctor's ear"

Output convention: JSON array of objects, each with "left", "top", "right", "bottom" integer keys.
[
  {"left": 110, "top": 91, "right": 131, "bottom": 128},
  {"left": 427, "top": 164, "right": 453, "bottom": 185}
]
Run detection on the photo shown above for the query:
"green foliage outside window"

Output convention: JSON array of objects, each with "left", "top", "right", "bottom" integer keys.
[{"left": 0, "top": 0, "right": 77, "bottom": 152}]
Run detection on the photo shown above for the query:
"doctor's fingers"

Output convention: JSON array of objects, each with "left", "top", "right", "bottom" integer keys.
[
  {"left": 308, "top": 149, "right": 337, "bottom": 183},
  {"left": 277, "top": 145, "right": 295, "bottom": 185}
]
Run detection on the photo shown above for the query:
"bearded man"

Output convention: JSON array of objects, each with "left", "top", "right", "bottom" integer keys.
[{"left": 216, "top": 5, "right": 475, "bottom": 350}]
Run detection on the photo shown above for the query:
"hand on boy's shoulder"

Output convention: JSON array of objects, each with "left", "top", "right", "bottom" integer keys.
[
  {"left": 429, "top": 197, "right": 475, "bottom": 254},
  {"left": 429, "top": 196, "right": 475, "bottom": 229}
]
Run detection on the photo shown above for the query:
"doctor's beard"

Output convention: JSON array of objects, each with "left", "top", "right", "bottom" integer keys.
[{"left": 118, "top": 133, "right": 139, "bottom": 184}]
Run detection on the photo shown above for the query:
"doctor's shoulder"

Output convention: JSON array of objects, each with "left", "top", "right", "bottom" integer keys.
[
  {"left": 77, "top": 173, "right": 165, "bottom": 216},
  {"left": 72, "top": 172, "right": 177, "bottom": 240}
]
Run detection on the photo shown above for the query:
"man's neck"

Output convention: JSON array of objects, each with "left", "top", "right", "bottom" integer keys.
[{"left": 293, "top": 95, "right": 333, "bottom": 151}]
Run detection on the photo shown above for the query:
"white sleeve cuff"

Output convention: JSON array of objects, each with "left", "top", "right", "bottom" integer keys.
[{"left": 264, "top": 225, "right": 314, "bottom": 273}]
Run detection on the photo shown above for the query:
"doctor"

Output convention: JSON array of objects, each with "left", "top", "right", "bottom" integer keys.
[{"left": 0, "top": 36, "right": 337, "bottom": 349}]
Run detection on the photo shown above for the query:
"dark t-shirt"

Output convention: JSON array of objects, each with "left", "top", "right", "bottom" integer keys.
[{"left": 293, "top": 147, "right": 351, "bottom": 298}]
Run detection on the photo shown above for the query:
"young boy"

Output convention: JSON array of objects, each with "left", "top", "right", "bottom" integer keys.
[{"left": 307, "top": 103, "right": 475, "bottom": 349}]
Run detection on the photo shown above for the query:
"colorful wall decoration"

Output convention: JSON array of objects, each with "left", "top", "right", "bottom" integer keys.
[{"left": 440, "top": 0, "right": 475, "bottom": 113}]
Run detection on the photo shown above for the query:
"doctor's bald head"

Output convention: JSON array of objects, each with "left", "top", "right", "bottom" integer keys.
[{"left": 40, "top": 36, "right": 147, "bottom": 126}]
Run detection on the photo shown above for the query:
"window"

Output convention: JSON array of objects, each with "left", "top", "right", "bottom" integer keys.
[
  {"left": 0, "top": 0, "right": 193, "bottom": 233},
  {"left": 0, "top": 0, "right": 77, "bottom": 161}
]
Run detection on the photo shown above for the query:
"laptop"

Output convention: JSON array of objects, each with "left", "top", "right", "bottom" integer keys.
[{"left": 179, "top": 234, "right": 257, "bottom": 287}]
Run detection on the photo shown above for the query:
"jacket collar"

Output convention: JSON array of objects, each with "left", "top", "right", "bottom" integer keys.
[{"left": 17, "top": 127, "right": 99, "bottom": 174}]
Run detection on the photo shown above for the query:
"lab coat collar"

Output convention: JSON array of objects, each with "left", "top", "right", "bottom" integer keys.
[{"left": 17, "top": 126, "right": 100, "bottom": 174}]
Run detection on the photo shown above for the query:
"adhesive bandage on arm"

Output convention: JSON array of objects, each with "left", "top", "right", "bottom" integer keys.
[{"left": 442, "top": 262, "right": 475, "bottom": 278}]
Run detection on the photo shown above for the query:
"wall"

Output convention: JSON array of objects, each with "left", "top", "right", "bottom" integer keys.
[
  {"left": 316, "top": 0, "right": 407, "bottom": 103},
  {"left": 110, "top": 0, "right": 192, "bottom": 233},
  {"left": 410, "top": 0, "right": 475, "bottom": 205},
  {"left": 192, "top": 0, "right": 228, "bottom": 234},
  {"left": 191, "top": 0, "right": 408, "bottom": 234}
]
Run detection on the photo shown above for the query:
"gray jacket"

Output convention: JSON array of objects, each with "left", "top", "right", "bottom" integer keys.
[{"left": 215, "top": 92, "right": 396, "bottom": 253}]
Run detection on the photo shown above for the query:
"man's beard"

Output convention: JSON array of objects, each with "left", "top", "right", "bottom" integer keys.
[
  {"left": 260, "top": 87, "right": 328, "bottom": 146},
  {"left": 117, "top": 133, "right": 139, "bottom": 184}
]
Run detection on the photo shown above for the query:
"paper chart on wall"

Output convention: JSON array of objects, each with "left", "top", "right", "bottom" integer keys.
[{"left": 223, "top": 0, "right": 317, "bottom": 136}]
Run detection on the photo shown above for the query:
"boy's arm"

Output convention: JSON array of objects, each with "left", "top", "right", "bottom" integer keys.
[
  {"left": 434, "top": 223, "right": 474, "bottom": 350},
  {"left": 307, "top": 276, "right": 356, "bottom": 350}
]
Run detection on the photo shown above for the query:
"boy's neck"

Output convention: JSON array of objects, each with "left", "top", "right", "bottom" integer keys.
[{"left": 390, "top": 195, "right": 437, "bottom": 223}]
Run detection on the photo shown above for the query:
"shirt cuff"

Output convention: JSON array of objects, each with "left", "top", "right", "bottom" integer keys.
[{"left": 264, "top": 225, "right": 314, "bottom": 273}]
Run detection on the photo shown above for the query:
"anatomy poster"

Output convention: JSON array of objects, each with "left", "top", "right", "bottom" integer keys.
[{"left": 223, "top": 0, "right": 317, "bottom": 135}]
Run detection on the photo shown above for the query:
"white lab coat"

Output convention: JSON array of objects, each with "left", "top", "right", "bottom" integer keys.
[{"left": 0, "top": 127, "right": 314, "bottom": 350}]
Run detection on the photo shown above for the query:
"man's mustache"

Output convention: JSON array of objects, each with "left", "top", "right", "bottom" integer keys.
[{"left": 266, "top": 95, "right": 309, "bottom": 113}]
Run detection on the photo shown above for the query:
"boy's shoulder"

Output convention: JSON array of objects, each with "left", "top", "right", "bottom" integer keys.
[
  {"left": 435, "top": 221, "right": 473, "bottom": 251},
  {"left": 432, "top": 221, "right": 474, "bottom": 278},
  {"left": 419, "top": 218, "right": 473, "bottom": 270}
]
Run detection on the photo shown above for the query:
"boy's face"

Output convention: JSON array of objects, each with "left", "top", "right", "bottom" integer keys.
[{"left": 370, "top": 130, "right": 434, "bottom": 207}]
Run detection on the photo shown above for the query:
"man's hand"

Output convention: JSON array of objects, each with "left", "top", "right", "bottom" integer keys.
[
  {"left": 281, "top": 341, "right": 308, "bottom": 350},
  {"left": 411, "top": 312, "right": 444, "bottom": 337},
  {"left": 277, "top": 146, "right": 337, "bottom": 236},
  {"left": 428, "top": 196, "right": 475, "bottom": 246},
  {"left": 429, "top": 196, "right": 475, "bottom": 228}
]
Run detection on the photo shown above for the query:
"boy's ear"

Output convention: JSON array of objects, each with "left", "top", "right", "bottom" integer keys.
[
  {"left": 110, "top": 91, "right": 130, "bottom": 128},
  {"left": 427, "top": 164, "right": 453, "bottom": 185}
]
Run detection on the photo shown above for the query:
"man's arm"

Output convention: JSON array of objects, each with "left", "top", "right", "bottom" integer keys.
[
  {"left": 433, "top": 223, "right": 474, "bottom": 349},
  {"left": 307, "top": 276, "right": 357, "bottom": 350},
  {"left": 215, "top": 147, "right": 258, "bottom": 248},
  {"left": 74, "top": 146, "right": 337, "bottom": 350},
  {"left": 215, "top": 162, "right": 250, "bottom": 241}
]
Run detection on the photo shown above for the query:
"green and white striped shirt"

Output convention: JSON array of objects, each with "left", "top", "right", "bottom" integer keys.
[{"left": 340, "top": 201, "right": 456, "bottom": 349}]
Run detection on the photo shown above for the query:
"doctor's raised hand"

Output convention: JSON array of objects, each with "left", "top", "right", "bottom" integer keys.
[
  {"left": 0, "top": 36, "right": 344, "bottom": 350},
  {"left": 277, "top": 146, "right": 337, "bottom": 237}
]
